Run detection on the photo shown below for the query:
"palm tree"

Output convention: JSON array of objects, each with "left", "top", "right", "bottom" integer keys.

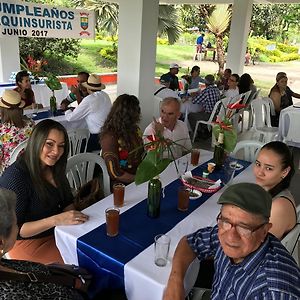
[{"left": 206, "top": 4, "right": 231, "bottom": 75}]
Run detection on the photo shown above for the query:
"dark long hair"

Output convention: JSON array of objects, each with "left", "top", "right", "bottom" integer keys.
[
  {"left": 238, "top": 73, "right": 253, "bottom": 94},
  {"left": 261, "top": 141, "right": 295, "bottom": 197},
  {"left": 23, "top": 119, "right": 70, "bottom": 204},
  {"left": 100, "top": 94, "right": 141, "bottom": 148}
]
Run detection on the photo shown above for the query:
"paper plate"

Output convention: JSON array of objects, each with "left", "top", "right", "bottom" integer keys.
[
  {"left": 189, "top": 189, "right": 202, "bottom": 200},
  {"left": 229, "top": 162, "right": 244, "bottom": 170}
]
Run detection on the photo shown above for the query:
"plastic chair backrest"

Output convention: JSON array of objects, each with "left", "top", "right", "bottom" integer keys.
[
  {"left": 240, "top": 90, "right": 252, "bottom": 105},
  {"left": 66, "top": 153, "right": 110, "bottom": 197},
  {"left": 251, "top": 98, "right": 272, "bottom": 129},
  {"left": 8, "top": 140, "right": 28, "bottom": 165},
  {"left": 282, "top": 111, "right": 300, "bottom": 143},
  {"left": 281, "top": 205, "right": 300, "bottom": 264},
  {"left": 67, "top": 129, "right": 90, "bottom": 158},
  {"left": 232, "top": 140, "right": 264, "bottom": 162}
]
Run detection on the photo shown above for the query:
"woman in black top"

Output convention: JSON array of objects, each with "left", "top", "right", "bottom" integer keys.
[{"left": 0, "top": 119, "right": 88, "bottom": 264}]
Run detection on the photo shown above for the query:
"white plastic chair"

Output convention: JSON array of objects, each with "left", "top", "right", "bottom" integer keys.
[
  {"left": 282, "top": 110, "right": 300, "bottom": 144},
  {"left": 8, "top": 140, "right": 28, "bottom": 165},
  {"left": 66, "top": 153, "right": 111, "bottom": 197},
  {"left": 245, "top": 89, "right": 261, "bottom": 130},
  {"left": 232, "top": 140, "right": 264, "bottom": 162},
  {"left": 67, "top": 129, "right": 90, "bottom": 158},
  {"left": 250, "top": 98, "right": 278, "bottom": 143},
  {"left": 281, "top": 205, "right": 300, "bottom": 265}
]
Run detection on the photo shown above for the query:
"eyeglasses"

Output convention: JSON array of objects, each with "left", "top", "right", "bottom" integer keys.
[{"left": 216, "top": 213, "right": 267, "bottom": 238}]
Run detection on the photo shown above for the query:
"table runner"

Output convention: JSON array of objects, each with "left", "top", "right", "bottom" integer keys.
[
  {"left": 77, "top": 158, "right": 251, "bottom": 293},
  {"left": 32, "top": 109, "right": 65, "bottom": 121}
]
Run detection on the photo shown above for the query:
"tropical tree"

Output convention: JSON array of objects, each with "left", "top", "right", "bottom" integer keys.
[{"left": 206, "top": 4, "right": 231, "bottom": 75}]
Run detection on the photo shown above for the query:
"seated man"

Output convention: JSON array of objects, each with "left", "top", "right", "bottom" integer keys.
[
  {"left": 216, "top": 68, "right": 231, "bottom": 91},
  {"left": 188, "top": 74, "right": 220, "bottom": 139},
  {"left": 65, "top": 74, "right": 112, "bottom": 152},
  {"left": 223, "top": 73, "right": 240, "bottom": 101},
  {"left": 160, "top": 63, "right": 181, "bottom": 91},
  {"left": 154, "top": 78, "right": 180, "bottom": 100},
  {"left": 163, "top": 183, "right": 300, "bottom": 300},
  {"left": 60, "top": 71, "right": 89, "bottom": 110},
  {"left": 144, "top": 97, "right": 192, "bottom": 159}
]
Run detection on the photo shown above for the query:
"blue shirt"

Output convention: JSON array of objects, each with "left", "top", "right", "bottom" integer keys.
[
  {"left": 187, "top": 225, "right": 300, "bottom": 299},
  {"left": 192, "top": 85, "right": 220, "bottom": 113},
  {"left": 197, "top": 35, "right": 204, "bottom": 45}
]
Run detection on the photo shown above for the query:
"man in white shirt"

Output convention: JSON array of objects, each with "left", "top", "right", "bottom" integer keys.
[
  {"left": 154, "top": 79, "right": 180, "bottom": 100},
  {"left": 65, "top": 74, "right": 112, "bottom": 151},
  {"left": 223, "top": 73, "right": 240, "bottom": 102},
  {"left": 144, "top": 97, "right": 192, "bottom": 159}
]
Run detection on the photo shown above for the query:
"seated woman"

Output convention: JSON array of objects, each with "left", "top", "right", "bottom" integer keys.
[
  {"left": 0, "top": 90, "right": 35, "bottom": 175},
  {"left": 100, "top": 94, "right": 144, "bottom": 185},
  {"left": 188, "top": 66, "right": 205, "bottom": 90},
  {"left": 0, "top": 119, "right": 88, "bottom": 264},
  {"left": 238, "top": 73, "right": 257, "bottom": 96},
  {"left": 14, "top": 70, "right": 41, "bottom": 109},
  {"left": 253, "top": 141, "right": 296, "bottom": 240},
  {"left": 0, "top": 188, "right": 85, "bottom": 299},
  {"left": 269, "top": 72, "right": 300, "bottom": 127}
]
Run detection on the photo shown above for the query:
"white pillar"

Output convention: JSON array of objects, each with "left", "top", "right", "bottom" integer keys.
[
  {"left": 0, "top": 37, "right": 20, "bottom": 82},
  {"left": 117, "top": 0, "right": 159, "bottom": 130},
  {"left": 226, "top": 0, "right": 253, "bottom": 75}
]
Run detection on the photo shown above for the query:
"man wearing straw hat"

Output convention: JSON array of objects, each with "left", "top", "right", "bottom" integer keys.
[
  {"left": 163, "top": 183, "right": 300, "bottom": 300},
  {"left": 65, "top": 74, "right": 112, "bottom": 152}
]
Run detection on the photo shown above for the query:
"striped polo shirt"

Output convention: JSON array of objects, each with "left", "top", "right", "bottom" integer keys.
[{"left": 187, "top": 225, "right": 300, "bottom": 299}]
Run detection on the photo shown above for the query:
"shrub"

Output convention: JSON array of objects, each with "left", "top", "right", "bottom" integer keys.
[
  {"left": 99, "top": 43, "right": 118, "bottom": 63},
  {"left": 157, "top": 37, "right": 169, "bottom": 45}
]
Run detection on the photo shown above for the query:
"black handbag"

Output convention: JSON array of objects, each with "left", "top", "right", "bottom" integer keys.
[{"left": 0, "top": 263, "right": 92, "bottom": 294}]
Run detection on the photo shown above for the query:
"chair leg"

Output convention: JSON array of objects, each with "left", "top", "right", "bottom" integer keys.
[{"left": 192, "top": 122, "right": 200, "bottom": 143}]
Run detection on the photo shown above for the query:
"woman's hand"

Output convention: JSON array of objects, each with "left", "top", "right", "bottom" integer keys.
[{"left": 54, "top": 210, "right": 89, "bottom": 226}]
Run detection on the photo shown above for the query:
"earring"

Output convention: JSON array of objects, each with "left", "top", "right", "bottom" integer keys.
[{"left": 281, "top": 176, "right": 285, "bottom": 179}]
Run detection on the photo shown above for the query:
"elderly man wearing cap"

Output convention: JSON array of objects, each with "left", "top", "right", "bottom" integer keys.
[
  {"left": 160, "top": 63, "right": 181, "bottom": 91},
  {"left": 0, "top": 89, "right": 35, "bottom": 174},
  {"left": 154, "top": 78, "right": 180, "bottom": 100},
  {"left": 163, "top": 183, "right": 300, "bottom": 300},
  {"left": 188, "top": 74, "right": 220, "bottom": 139},
  {"left": 65, "top": 74, "right": 112, "bottom": 152}
]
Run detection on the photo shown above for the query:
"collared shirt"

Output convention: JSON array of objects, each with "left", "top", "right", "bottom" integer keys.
[
  {"left": 192, "top": 85, "right": 220, "bottom": 113},
  {"left": 187, "top": 225, "right": 300, "bottom": 300},
  {"left": 65, "top": 91, "right": 112, "bottom": 134},
  {"left": 143, "top": 118, "right": 192, "bottom": 159}
]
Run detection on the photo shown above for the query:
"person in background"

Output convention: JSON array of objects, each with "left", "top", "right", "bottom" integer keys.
[
  {"left": 245, "top": 48, "right": 251, "bottom": 65},
  {"left": 0, "top": 90, "right": 35, "bottom": 175},
  {"left": 188, "top": 74, "right": 220, "bottom": 139},
  {"left": 65, "top": 74, "right": 112, "bottom": 152},
  {"left": 195, "top": 33, "right": 205, "bottom": 60},
  {"left": 100, "top": 94, "right": 144, "bottom": 185},
  {"left": 0, "top": 188, "right": 85, "bottom": 299},
  {"left": 0, "top": 119, "right": 88, "bottom": 264},
  {"left": 188, "top": 66, "right": 205, "bottom": 90},
  {"left": 223, "top": 73, "right": 240, "bottom": 101},
  {"left": 216, "top": 68, "right": 231, "bottom": 91},
  {"left": 254, "top": 141, "right": 296, "bottom": 240},
  {"left": 163, "top": 183, "right": 300, "bottom": 300},
  {"left": 14, "top": 70, "right": 41, "bottom": 109},
  {"left": 269, "top": 72, "right": 300, "bottom": 127},
  {"left": 160, "top": 63, "right": 181, "bottom": 91},
  {"left": 144, "top": 97, "right": 192, "bottom": 159},
  {"left": 154, "top": 78, "right": 180, "bottom": 100},
  {"left": 238, "top": 73, "right": 257, "bottom": 96},
  {"left": 60, "top": 72, "right": 89, "bottom": 111}
]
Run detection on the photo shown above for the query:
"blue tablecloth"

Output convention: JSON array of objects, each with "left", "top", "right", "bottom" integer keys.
[
  {"left": 32, "top": 109, "right": 64, "bottom": 121},
  {"left": 77, "top": 158, "right": 251, "bottom": 295}
]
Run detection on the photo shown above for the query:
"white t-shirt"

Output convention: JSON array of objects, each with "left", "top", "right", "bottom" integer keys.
[
  {"left": 143, "top": 118, "right": 192, "bottom": 159},
  {"left": 65, "top": 91, "right": 112, "bottom": 134},
  {"left": 224, "top": 88, "right": 239, "bottom": 102}
]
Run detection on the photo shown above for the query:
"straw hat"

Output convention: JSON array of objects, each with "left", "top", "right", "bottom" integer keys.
[
  {"left": 82, "top": 74, "right": 106, "bottom": 91},
  {"left": 0, "top": 89, "right": 25, "bottom": 109}
]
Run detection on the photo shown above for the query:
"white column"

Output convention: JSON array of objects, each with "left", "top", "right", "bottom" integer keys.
[
  {"left": 118, "top": 0, "right": 159, "bottom": 130},
  {"left": 0, "top": 37, "right": 20, "bottom": 82},
  {"left": 226, "top": 0, "right": 253, "bottom": 74}
]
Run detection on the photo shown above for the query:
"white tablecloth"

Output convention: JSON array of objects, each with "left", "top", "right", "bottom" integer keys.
[
  {"left": 278, "top": 104, "right": 300, "bottom": 148},
  {"left": 55, "top": 151, "right": 255, "bottom": 300},
  {"left": 0, "top": 82, "right": 69, "bottom": 108}
]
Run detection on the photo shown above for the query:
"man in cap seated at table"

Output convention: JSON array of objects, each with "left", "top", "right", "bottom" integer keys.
[
  {"left": 60, "top": 71, "right": 89, "bottom": 111},
  {"left": 160, "top": 63, "right": 181, "bottom": 91},
  {"left": 163, "top": 182, "right": 300, "bottom": 300},
  {"left": 65, "top": 74, "right": 112, "bottom": 152},
  {"left": 143, "top": 97, "right": 192, "bottom": 159}
]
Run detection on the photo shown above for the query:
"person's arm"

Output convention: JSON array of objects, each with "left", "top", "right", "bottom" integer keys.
[
  {"left": 269, "top": 90, "right": 281, "bottom": 113},
  {"left": 292, "top": 91, "right": 300, "bottom": 99},
  {"left": 100, "top": 133, "right": 135, "bottom": 184},
  {"left": 163, "top": 237, "right": 197, "bottom": 300},
  {"left": 64, "top": 97, "right": 90, "bottom": 121}
]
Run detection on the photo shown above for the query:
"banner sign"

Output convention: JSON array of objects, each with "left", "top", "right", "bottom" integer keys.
[{"left": 0, "top": 1, "right": 95, "bottom": 38}]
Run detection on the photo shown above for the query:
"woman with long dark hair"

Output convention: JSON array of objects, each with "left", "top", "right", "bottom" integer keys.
[
  {"left": 253, "top": 141, "right": 296, "bottom": 239},
  {"left": 0, "top": 119, "right": 88, "bottom": 264},
  {"left": 100, "top": 94, "right": 144, "bottom": 185}
]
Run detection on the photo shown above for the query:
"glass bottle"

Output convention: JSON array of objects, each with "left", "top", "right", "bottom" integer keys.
[
  {"left": 213, "top": 132, "right": 225, "bottom": 169},
  {"left": 50, "top": 94, "right": 57, "bottom": 116},
  {"left": 147, "top": 176, "right": 162, "bottom": 218}
]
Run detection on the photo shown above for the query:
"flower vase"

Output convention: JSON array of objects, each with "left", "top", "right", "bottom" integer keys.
[
  {"left": 50, "top": 93, "right": 57, "bottom": 117},
  {"left": 147, "top": 176, "right": 162, "bottom": 218}
]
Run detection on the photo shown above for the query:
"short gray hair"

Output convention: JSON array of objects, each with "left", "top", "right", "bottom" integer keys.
[{"left": 0, "top": 189, "right": 16, "bottom": 239}]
